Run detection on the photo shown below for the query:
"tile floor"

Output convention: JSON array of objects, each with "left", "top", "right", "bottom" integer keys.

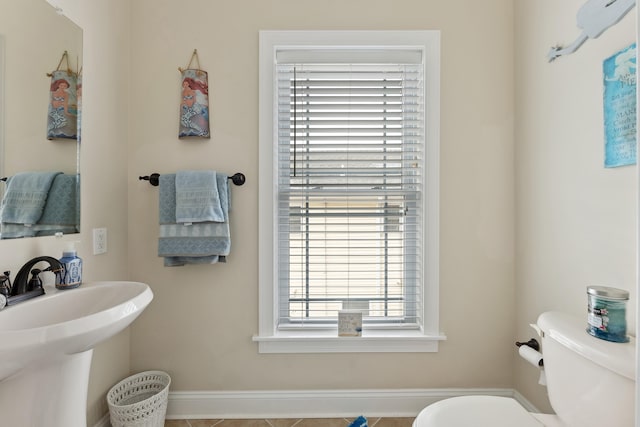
[{"left": 165, "top": 418, "right": 415, "bottom": 427}]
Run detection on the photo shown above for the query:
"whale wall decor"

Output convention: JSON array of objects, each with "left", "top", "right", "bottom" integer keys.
[{"left": 547, "top": 0, "right": 636, "bottom": 62}]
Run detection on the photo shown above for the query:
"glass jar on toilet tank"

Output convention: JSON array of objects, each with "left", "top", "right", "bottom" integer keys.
[{"left": 586, "top": 285, "right": 629, "bottom": 343}]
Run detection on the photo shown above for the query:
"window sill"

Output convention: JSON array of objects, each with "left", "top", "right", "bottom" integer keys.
[{"left": 252, "top": 330, "right": 447, "bottom": 353}]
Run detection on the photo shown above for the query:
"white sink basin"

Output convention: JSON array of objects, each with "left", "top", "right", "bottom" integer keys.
[{"left": 0, "top": 281, "right": 153, "bottom": 426}]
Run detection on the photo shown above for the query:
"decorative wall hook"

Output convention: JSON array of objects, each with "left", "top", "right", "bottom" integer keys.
[
  {"left": 178, "top": 49, "right": 200, "bottom": 73},
  {"left": 547, "top": 0, "right": 636, "bottom": 62},
  {"left": 46, "top": 50, "right": 74, "bottom": 76}
]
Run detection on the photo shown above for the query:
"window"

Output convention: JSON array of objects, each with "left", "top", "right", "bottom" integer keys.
[{"left": 256, "top": 31, "right": 443, "bottom": 353}]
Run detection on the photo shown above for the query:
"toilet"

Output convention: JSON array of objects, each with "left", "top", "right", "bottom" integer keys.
[{"left": 413, "top": 311, "right": 636, "bottom": 426}]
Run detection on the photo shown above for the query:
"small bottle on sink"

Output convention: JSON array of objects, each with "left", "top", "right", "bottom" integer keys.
[{"left": 56, "top": 242, "right": 82, "bottom": 290}]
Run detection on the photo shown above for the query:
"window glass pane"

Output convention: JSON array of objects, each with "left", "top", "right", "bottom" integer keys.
[{"left": 276, "top": 59, "right": 423, "bottom": 329}]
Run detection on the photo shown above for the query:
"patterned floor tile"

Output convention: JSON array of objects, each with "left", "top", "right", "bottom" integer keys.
[
  {"left": 266, "top": 419, "right": 302, "bottom": 427},
  {"left": 188, "top": 420, "right": 225, "bottom": 427},
  {"left": 370, "top": 417, "right": 415, "bottom": 427},
  {"left": 215, "top": 420, "right": 273, "bottom": 427},
  {"left": 165, "top": 418, "right": 416, "bottom": 427},
  {"left": 293, "top": 419, "right": 350, "bottom": 427}
]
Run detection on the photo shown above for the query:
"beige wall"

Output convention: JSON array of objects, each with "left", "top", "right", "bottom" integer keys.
[
  {"left": 81, "top": 1, "right": 132, "bottom": 422},
  {"left": 127, "top": 0, "right": 516, "bottom": 394},
  {"left": 1, "top": 0, "right": 635, "bottom": 425},
  {"left": 0, "top": 0, "right": 81, "bottom": 177},
  {"left": 3, "top": 0, "right": 133, "bottom": 424},
  {"left": 514, "top": 0, "right": 637, "bottom": 412}
]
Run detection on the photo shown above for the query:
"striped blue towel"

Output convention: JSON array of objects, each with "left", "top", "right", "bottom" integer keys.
[
  {"left": 158, "top": 173, "right": 231, "bottom": 266},
  {"left": 175, "top": 170, "right": 224, "bottom": 223},
  {"left": 0, "top": 171, "right": 61, "bottom": 225}
]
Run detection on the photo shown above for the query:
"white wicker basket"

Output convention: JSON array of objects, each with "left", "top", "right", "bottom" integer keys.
[{"left": 107, "top": 371, "right": 171, "bottom": 427}]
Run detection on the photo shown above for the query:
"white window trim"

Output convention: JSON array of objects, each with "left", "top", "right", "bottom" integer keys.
[
  {"left": 0, "top": 35, "right": 4, "bottom": 200},
  {"left": 255, "top": 30, "right": 444, "bottom": 353}
]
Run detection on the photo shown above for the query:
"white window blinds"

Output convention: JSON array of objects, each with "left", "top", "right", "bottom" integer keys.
[{"left": 276, "top": 51, "right": 425, "bottom": 330}]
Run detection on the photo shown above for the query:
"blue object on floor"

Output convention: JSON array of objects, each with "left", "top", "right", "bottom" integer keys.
[{"left": 348, "top": 416, "right": 368, "bottom": 427}]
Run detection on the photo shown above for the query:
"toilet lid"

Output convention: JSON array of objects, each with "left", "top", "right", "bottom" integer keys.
[{"left": 414, "top": 396, "right": 544, "bottom": 427}]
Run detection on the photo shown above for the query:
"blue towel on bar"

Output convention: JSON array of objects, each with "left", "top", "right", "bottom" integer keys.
[
  {"left": 175, "top": 170, "right": 224, "bottom": 224},
  {"left": 0, "top": 222, "right": 77, "bottom": 238},
  {"left": 158, "top": 173, "right": 231, "bottom": 266},
  {"left": 0, "top": 171, "right": 61, "bottom": 226},
  {"left": 1, "top": 173, "right": 78, "bottom": 238},
  {"left": 37, "top": 173, "right": 79, "bottom": 226}
]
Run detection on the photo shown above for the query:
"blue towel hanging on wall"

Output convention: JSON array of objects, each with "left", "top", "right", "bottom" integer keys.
[{"left": 157, "top": 171, "right": 231, "bottom": 266}]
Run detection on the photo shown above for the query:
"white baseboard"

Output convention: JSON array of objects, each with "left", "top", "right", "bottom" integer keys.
[
  {"left": 164, "top": 388, "right": 540, "bottom": 420},
  {"left": 511, "top": 389, "right": 540, "bottom": 413}
]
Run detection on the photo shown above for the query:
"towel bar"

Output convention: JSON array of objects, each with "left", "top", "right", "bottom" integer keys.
[{"left": 139, "top": 172, "right": 245, "bottom": 187}]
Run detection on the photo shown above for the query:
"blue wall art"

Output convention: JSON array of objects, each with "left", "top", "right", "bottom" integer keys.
[{"left": 603, "top": 43, "right": 636, "bottom": 168}]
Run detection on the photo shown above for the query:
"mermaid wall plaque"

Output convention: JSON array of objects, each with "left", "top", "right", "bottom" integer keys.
[
  {"left": 179, "top": 50, "right": 210, "bottom": 139},
  {"left": 47, "top": 51, "right": 78, "bottom": 140}
]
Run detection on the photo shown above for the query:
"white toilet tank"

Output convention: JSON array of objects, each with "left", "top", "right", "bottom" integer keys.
[{"left": 537, "top": 311, "right": 636, "bottom": 427}]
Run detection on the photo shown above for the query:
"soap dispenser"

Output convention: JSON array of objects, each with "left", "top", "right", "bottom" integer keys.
[{"left": 56, "top": 242, "right": 82, "bottom": 290}]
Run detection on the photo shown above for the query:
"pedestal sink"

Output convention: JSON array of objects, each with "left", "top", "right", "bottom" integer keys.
[{"left": 0, "top": 281, "right": 153, "bottom": 426}]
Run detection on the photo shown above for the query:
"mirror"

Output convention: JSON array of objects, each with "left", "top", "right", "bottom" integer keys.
[{"left": 0, "top": 0, "right": 82, "bottom": 238}]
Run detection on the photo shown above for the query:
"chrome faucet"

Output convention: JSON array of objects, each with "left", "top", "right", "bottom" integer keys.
[{"left": 6, "top": 256, "right": 63, "bottom": 306}]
